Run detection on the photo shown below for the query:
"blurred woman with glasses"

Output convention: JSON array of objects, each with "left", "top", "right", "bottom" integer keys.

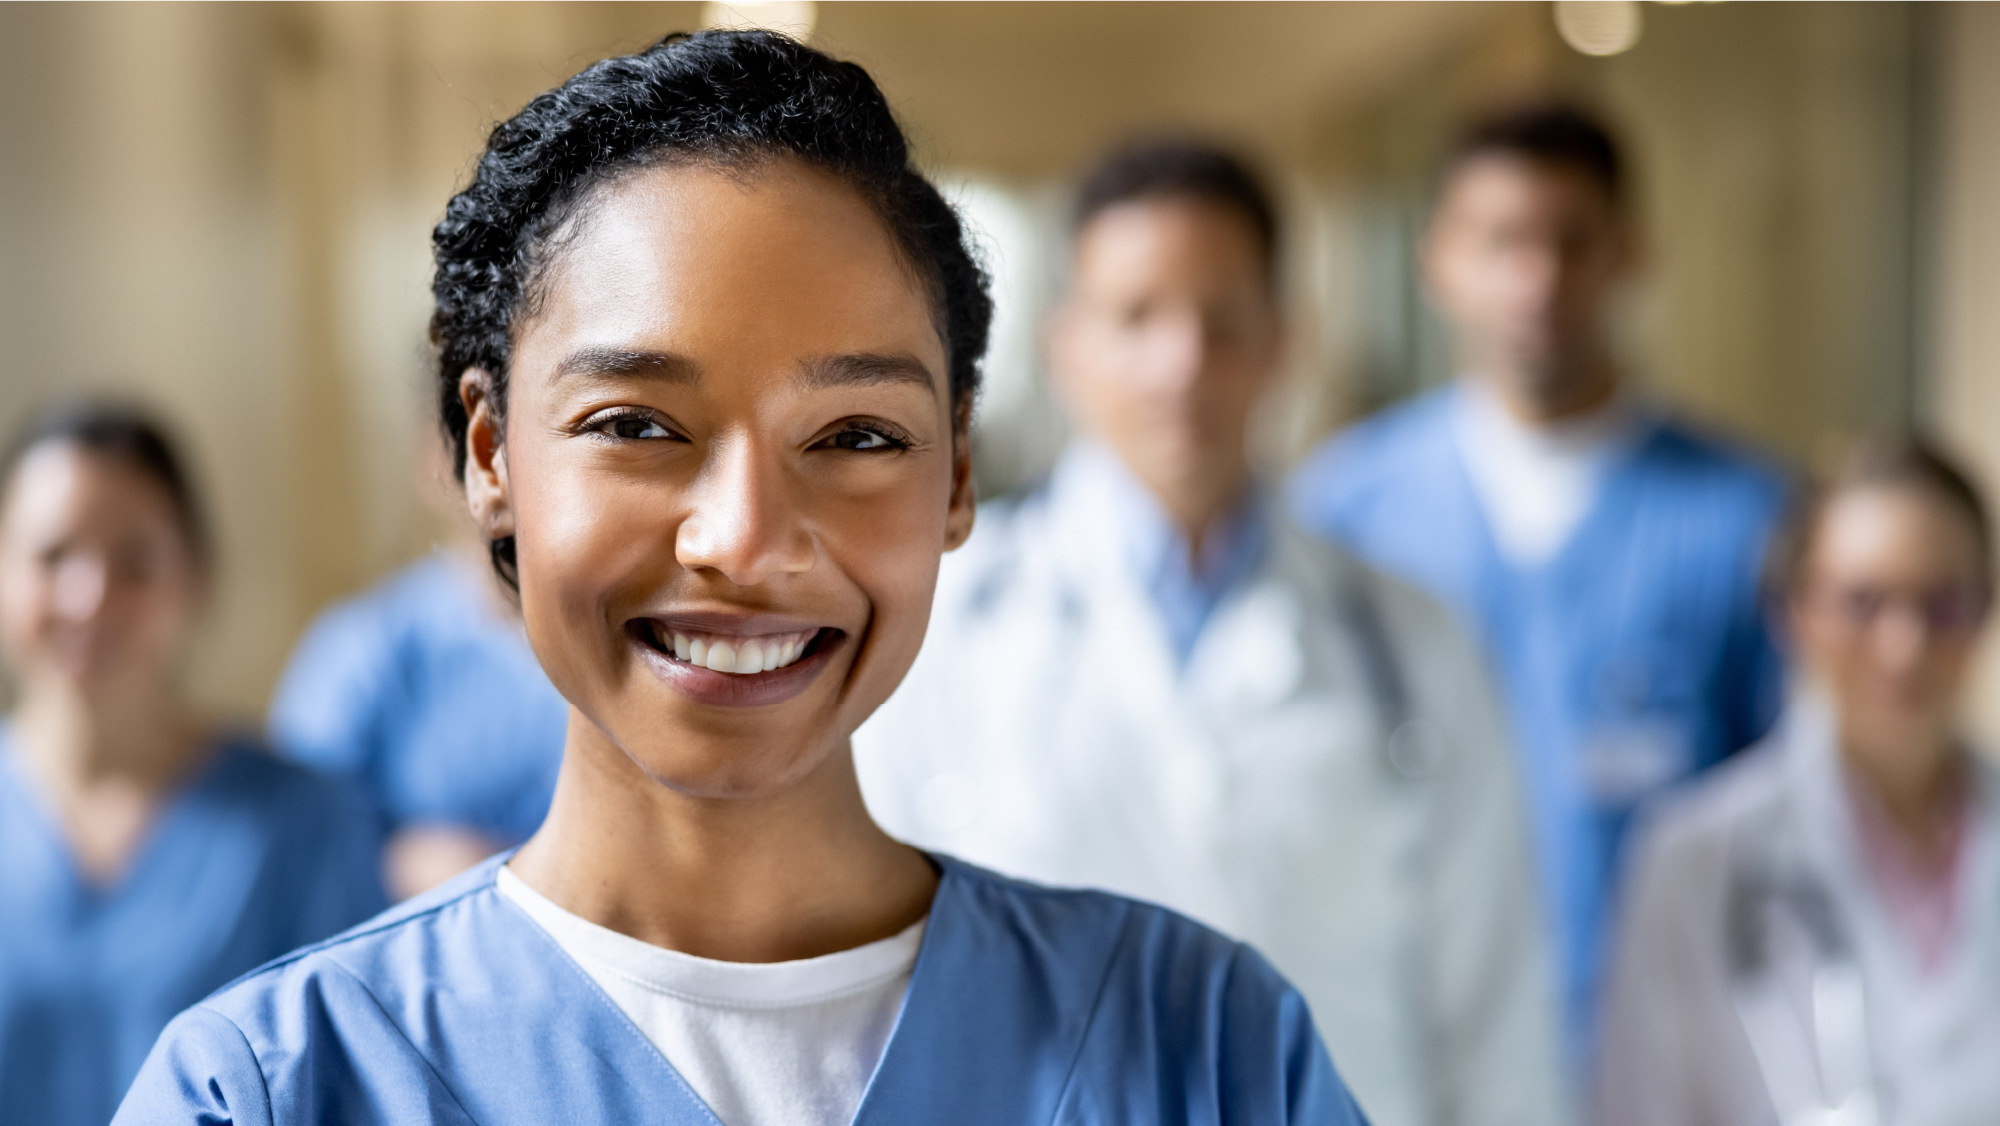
[
  {"left": 0, "top": 404, "right": 387, "bottom": 1126},
  {"left": 1595, "top": 436, "right": 2000, "bottom": 1126}
]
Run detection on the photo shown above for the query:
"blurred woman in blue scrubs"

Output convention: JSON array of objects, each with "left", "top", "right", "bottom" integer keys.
[
  {"left": 115, "top": 31, "right": 1361, "bottom": 1126},
  {"left": 0, "top": 404, "right": 387, "bottom": 1126}
]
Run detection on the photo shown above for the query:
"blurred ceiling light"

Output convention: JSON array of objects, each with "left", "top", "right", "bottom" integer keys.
[
  {"left": 700, "top": 0, "right": 818, "bottom": 41},
  {"left": 1554, "top": 0, "right": 1643, "bottom": 57}
]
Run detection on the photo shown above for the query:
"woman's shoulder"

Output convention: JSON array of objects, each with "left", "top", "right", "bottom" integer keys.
[
  {"left": 131, "top": 863, "right": 504, "bottom": 1070},
  {"left": 904, "top": 855, "right": 1364, "bottom": 1124},
  {"left": 207, "top": 854, "right": 502, "bottom": 1009},
  {"left": 1626, "top": 740, "right": 1790, "bottom": 877},
  {"left": 115, "top": 861, "right": 522, "bottom": 1124},
  {"left": 928, "top": 853, "right": 1323, "bottom": 1044},
  {"left": 933, "top": 851, "right": 1234, "bottom": 947}
]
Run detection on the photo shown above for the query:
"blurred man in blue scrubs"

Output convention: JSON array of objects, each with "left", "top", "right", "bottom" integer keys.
[
  {"left": 1288, "top": 104, "right": 1788, "bottom": 1059},
  {"left": 859, "top": 140, "right": 1566, "bottom": 1126},
  {"left": 267, "top": 439, "right": 568, "bottom": 899}
]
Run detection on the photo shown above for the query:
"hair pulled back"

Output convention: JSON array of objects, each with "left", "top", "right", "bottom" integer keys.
[
  {"left": 1766, "top": 433, "right": 1993, "bottom": 603},
  {"left": 0, "top": 401, "right": 210, "bottom": 571},
  {"left": 430, "top": 31, "right": 993, "bottom": 544}
]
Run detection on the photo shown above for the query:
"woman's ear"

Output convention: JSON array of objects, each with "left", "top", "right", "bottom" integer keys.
[
  {"left": 459, "top": 369, "right": 515, "bottom": 540},
  {"left": 943, "top": 397, "right": 977, "bottom": 552}
]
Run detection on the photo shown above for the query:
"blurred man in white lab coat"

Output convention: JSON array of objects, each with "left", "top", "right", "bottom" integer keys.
[{"left": 855, "top": 140, "right": 1567, "bottom": 1126}]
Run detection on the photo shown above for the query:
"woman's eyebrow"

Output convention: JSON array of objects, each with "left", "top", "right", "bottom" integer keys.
[
  {"left": 553, "top": 347, "right": 699, "bottom": 384},
  {"left": 797, "top": 353, "right": 936, "bottom": 394}
]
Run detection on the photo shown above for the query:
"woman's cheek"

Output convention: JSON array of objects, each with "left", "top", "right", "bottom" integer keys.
[
  {"left": 511, "top": 456, "right": 650, "bottom": 691},
  {"left": 827, "top": 478, "right": 946, "bottom": 704}
]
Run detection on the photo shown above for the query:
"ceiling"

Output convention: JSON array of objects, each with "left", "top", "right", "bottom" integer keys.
[{"left": 366, "top": 1, "right": 1523, "bottom": 182}]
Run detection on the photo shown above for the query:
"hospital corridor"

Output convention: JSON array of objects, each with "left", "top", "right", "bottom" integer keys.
[{"left": 3, "top": 3, "right": 2000, "bottom": 1125}]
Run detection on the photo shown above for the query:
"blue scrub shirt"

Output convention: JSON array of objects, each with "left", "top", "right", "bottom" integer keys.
[
  {"left": 268, "top": 554, "right": 569, "bottom": 846},
  {"left": 0, "top": 733, "right": 387, "bottom": 1126},
  {"left": 1288, "top": 387, "right": 1787, "bottom": 1050},
  {"left": 115, "top": 853, "right": 1366, "bottom": 1126}
]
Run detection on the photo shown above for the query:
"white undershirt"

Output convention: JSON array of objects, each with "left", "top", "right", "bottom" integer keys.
[
  {"left": 1451, "top": 377, "right": 1644, "bottom": 568},
  {"left": 497, "top": 866, "right": 924, "bottom": 1126}
]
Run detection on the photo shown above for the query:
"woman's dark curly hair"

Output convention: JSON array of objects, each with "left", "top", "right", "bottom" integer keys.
[{"left": 429, "top": 30, "right": 993, "bottom": 584}]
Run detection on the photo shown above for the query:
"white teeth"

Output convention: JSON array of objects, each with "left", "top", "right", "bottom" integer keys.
[{"left": 657, "top": 627, "right": 817, "bottom": 675}]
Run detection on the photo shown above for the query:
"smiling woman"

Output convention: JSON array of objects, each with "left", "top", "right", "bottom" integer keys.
[{"left": 112, "top": 30, "right": 1363, "bottom": 1126}]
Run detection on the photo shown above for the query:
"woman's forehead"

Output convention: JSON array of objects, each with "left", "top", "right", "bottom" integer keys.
[
  {"left": 3, "top": 444, "right": 178, "bottom": 537},
  {"left": 1814, "top": 486, "right": 1982, "bottom": 569},
  {"left": 524, "top": 161, "right": 941, "bottom": 362}
]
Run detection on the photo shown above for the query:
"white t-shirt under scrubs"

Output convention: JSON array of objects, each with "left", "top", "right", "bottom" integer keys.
[{"left": 497, "top": 866, "right": 924, "bottom": 1126}]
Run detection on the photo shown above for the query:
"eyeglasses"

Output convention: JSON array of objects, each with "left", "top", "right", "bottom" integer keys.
[{"left": 1802, "top": 582, "right": 1991, "bottom": 636}]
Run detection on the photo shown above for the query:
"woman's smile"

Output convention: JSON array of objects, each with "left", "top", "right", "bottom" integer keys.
[{"left": 624, "top": 610, "right": 849, "bottom": 708}]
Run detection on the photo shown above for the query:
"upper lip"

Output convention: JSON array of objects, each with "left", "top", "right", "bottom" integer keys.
[{"left": 628, "top": 609, "right": 832, "bottom": 638}]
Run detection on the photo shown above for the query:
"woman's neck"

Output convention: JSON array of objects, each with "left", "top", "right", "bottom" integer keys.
[
  {"left": 9, "top": 678, "right": 206, "bottom": 880},
  {"left": 1841, "top": 729, "right": 1969, "bottom": 868},
  {"left": 509, "top": 725, "right": 936, "bottom": 964},
  {"left": 13, "top": 677, "right": 199, "bottom": 782}
]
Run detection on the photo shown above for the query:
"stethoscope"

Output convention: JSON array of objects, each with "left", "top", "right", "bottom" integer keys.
[{"left": 1727, "top": 809, "right": 1881, "bottom": 1126}]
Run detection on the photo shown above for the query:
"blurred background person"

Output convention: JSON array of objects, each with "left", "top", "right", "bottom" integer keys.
[
  {"left": 0, "top": 404, "right": 386, "bottom": 1126},
  {"left": 857, "top": 140, "right": 1566, "bottom": 1126},
  {"left": 1288, "top": 103, "right": 1789, "bottom": 1057},
  {"left": 0, "top": 3, "right": 1977, "bottom": 780},
  {"left": 267, "top": 434, "right": 568, "bottom": 900},
  {"left": 1597, "top": 436, "right": 2000, "bottom": 1126}
]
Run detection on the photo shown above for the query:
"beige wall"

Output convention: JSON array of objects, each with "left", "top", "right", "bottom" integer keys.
[
  {"left": 0, "top": 1, "right": 1961, "bottom": 724},
  {"left": 0, "top": 5, "right": 296, "bottom": 716},
  {"left": 1314, "top": 1, "right": 1922, "bottom": 459},
  {"left": 1929, "top": 1, "right": 2000, "bottom": 747}
]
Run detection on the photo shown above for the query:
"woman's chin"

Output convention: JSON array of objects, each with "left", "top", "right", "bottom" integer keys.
[{"left": 615, "top": 734, "right": 838, "bottom": 802}]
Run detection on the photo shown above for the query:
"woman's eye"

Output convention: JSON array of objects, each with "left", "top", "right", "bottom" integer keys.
[
  {"left": 824, "top": 425, "right": 907, "bottom": 452},
  {"left": 594, "top": 414, "right": 676, "bottom": 441}
]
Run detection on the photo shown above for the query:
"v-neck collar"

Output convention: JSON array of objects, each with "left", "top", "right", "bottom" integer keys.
[
  {"left": 1779, "top": 701, "right": 2000, "bottom": 992},
  {"left": 455, "top": 852, "right": 1129, "bottom": 1126},
  {"left": 1439, "top": 387, "right": 1665, "bottom": 585}
]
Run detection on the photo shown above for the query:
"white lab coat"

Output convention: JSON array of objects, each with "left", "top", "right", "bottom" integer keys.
[
  {"left": 855, "top": 459, "right": 1568, "bottom": 1126},
  {"left": 1595, "top": 699, "right": 2000, "bottom": 1126}
]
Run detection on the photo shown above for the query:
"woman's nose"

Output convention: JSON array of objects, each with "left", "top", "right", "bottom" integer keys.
[
  {"left": 51, "top": 554, "right": 109, "bottom": 621},
  {"left": 673, "top": 435, "right": 816, "bottom": 587},
  {"left": 1872, "top": 603, "right": 1933, "bottom": 672}
]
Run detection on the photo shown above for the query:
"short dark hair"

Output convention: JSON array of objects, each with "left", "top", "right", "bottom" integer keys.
[
  {"left": 0, "top": 401, "right": 209, "bottom": 569},
  {"left": 429, "top": 29, "right": 993, "bottom": 587},
  {"left": 1767, "top": 434, "right": 1993, "bottom": 602},
  {"left": 1072, "top": 138, "right": 1279, "bottom": 281},
  {"left": 1441, "top": 102, "right": 1624, "bottom": 205}
]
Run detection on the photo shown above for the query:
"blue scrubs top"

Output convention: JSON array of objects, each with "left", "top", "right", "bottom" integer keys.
[
  {"left": 0, "top": 733, "right": 387, "bottom": 1126},
  {"left": 114, "top": 853, "right": 1366, "bottom": 1126},
  {"left": 1288, "top": 387, "right": 1787, "bottom": 1047},
  {"left": 268, "top": 554, "right": 569, "bottom": 846}
]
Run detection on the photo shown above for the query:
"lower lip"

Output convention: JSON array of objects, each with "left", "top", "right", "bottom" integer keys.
[{"left": 629, "top": 628, "right": 843, "bottom": 708}]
